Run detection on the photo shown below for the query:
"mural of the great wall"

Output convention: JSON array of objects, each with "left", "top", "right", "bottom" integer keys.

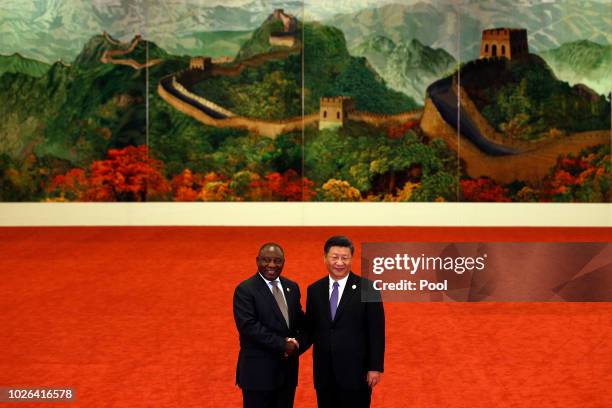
[{"left": 1, "top": 0, "right": 610, "bottom": 202}]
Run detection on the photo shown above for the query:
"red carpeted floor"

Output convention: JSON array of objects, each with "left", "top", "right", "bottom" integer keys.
[{"left": 0, "top": 227, "right": 611, "bottom": 407}]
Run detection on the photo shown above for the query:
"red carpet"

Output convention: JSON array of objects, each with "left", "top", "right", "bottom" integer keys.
[{"left": 0, "top": 227, "right": 611, "bottom": 407}]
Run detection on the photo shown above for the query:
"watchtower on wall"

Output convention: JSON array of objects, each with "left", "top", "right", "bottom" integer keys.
[
  {"left": 269, "top": 9, "right": 297, "bottom": 48},
  {"left": 272, "top": 9, "right": 295, "bottom": 32},
  {"left": 319, "top": 97, "right": 355, "bottom": 130},
  {"left": 479, "top": 28, "right": 528, "bottom": 60},
  {"left": 189, "top": 57, "right": 212, "bottom": 70}
]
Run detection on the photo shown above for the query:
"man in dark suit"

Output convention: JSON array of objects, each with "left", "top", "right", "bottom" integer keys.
[
  {"left": 304, "top": 236, "right": 385, "bottom": 408},
  {"left": 233, "top": 242, "right": 304, "bottom": 408}
]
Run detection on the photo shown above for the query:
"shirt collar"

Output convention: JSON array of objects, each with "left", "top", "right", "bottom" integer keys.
[
  {"left": 329, "top": 273, "right": 350, "bottom": 289},
  {"left": 259, "top": 273, "right": 281, "bottom": 286}
]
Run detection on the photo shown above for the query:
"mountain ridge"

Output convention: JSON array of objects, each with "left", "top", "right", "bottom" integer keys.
[
  {"left": 353, "top": 35, "right": 457, "bottom": 103},
  {"left": 540, "top": 40, "right": 612, "bottom": 96},
  {"left": 326, "top": 0, "right": 612, "bottom": 60},
  {"left": 0, "top": 53, "right": 51, "bottom": 78}
]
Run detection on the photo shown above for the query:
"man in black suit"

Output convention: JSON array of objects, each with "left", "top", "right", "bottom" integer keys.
[
  {"left": 304, "top": 236, "right": 385, "bottom": 408},
  {"left": 233, "top": 242, "right": 304, "bottom": 408}
]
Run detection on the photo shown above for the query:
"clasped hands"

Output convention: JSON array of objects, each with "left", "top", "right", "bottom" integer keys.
[
  {"left": 283, "top": 337, "right": 299, "bottom": 357},
  {"left": 283, "top": 339, "right": 380, "bottom": 386}
]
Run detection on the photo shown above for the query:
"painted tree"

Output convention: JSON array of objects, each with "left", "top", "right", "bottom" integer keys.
[
  {"left": 541, "top": 144, "right": 610, "bottom": 202},
  {"left": 250, "top": 169, "right": 316, "bottom": 201},
  {"left": 170, "top": 169, "right": 199, "bottom": 201},
  {"left": 48, "top": 145, "right": 170, "bottom": 201},
  {"left": 87, "top": 145, "right": 169, "bottom": 201},
  {"left": 387, "top": 120, "right": 419, "bottom": 139},
  {"left": 319, "top": 179, "right": 361, "bottom": 201},
  {"left": 460, "top": 177, "right": 511, "bottom": 202}
]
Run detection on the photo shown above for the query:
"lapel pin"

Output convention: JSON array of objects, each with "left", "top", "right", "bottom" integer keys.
[{"left": 352, "top": 284, "right": 357, "bottom": 290}]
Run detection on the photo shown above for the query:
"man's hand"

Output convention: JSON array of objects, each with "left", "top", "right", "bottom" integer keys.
[
  {"left": 284, "top": 338, "right": 298, "bottom": 357},
  {"left": 367, "top": 371, "right": 382, "bottom": 388}
]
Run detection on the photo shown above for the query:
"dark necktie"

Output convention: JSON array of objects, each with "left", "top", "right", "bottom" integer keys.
[
  {"left": 270, "top": 281, "right": 289, "bottom": 327},
  {"left": 330, "top": 281, "right": 339, "bottom": 320}
]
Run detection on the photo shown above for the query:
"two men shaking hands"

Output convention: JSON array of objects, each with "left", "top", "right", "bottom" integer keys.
[{"left": 233, "top": 236, "right": 385, "bottom": 408}]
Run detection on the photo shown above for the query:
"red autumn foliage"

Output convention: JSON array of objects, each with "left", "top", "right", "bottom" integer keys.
[
  {"left": 387, "top": 120, "right": 419, "bottom": 139},
  {"left": 49, "top": 147, "right": 320, "bottom": 202},
  {"left": 49, "top": 145, "right": 170, "bottom": 201},
  {"left": 88, "top": 145, "right": 169, "bottom": 201},
  {"left": 169, "top": 168, "right": 314, "bottom": 201},
  {"left": 546, "top": 157, "right": 587, "bottom": 196},
  {"left": 250, "top": 169, "right": 316, "bottom": 201},
  {"left": 170, "top": 169, "right": 199, "bottom": 201},
  {"left": 460, "top": 178, "right": 511, "bottom": 202},
  {"left": 541, "top": 151, "right": 607, "bottom": 200},
  {"left": 170, "top": 170, "right": 234, "bottom": 201},
  {"left": 48, "top": 168, "right": 88, "bottom": 200}
]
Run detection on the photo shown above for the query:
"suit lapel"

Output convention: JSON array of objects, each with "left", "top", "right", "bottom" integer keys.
[
  {"left": 317, "top": 278, "right": 333, "bottom": 324},
  {"left": 333, "top": 272, "right": 358, "bottom": 323},
  {"left": 254, "top": 273, "right": 289, "bottom": 330}
]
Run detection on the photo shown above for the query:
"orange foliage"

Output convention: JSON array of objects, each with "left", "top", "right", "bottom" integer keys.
[
  {"left": 169, "top": 169, "right": 314, "bottom": 201},
  {"left": 49, "top": 169, "right": 88, "bottom": 201},
  {"left": 320, "top": 179, "right": 362, "bottom": 202},
  {"left": 87, "top": 145, "right": 169, "bottom": 201},
  {"left": 48, "top": 145, "right": 170, "bottom": 201},
  {"left": 171, "top": 169, "right": 199, "bottom": 201},
  {"left": 460, "top": 178, "right": 511, "bottom": 202},
  {"left": 387, "top": 120, "right": 419, "bottom": 139},
  {"left": 541, "top": 150, "right": 609, "bottom": 200},
  {"left": 198, "top": 173, "right": 233, "bottom": 201},
  {"left": 250, "top": 170, "right": 316, "bottom": 201},
  {"left": 50, "top": 147, "right": 317, "bottom": 202},
  {"left": 170, "top": 170, "right": 233, "bottom": 201}
]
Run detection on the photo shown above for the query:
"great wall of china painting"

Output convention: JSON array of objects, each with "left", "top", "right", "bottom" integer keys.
[{"left": 1, "top": 0, "right": 610, "bottom": 202}]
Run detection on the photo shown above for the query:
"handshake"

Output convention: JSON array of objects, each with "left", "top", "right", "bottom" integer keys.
[{"left": 284, "top": 337, "right": 299, "bottom": 357}]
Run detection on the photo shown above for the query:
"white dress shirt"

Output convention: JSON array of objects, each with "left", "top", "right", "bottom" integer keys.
[
  {"left": 259, "top": 273, "right": 288, "bottom": 305},
  {"left": 329, "top": 274, "right": 350, "bottom": 305}
]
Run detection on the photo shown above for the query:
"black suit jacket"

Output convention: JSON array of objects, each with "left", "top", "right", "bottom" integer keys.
[
  {"left": 233, "top": 273, "right": 305, "bottom": 390},
  {"left": 305, "top": 272, "right": 385, "bottom": 390}
]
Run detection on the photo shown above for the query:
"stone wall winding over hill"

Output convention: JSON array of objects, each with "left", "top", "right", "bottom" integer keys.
[
  {"left": 454, "top": 77, "right": 589, "bottom": 152},
  {"left": 158, "top": 41, "right": 422, "bottom": 138},
  {"left": 100, "top": 34, "right": 162, "bottom": 70},
  {"left": 171, "top": 77, "right": 236, "bottom": 118},
  {"left": 158, "top": 79, "right": 318, "bottom": 138},
  {"left": 421, "top": 96, "right": 610, "bottom": 183},
  {"left": 351, "top": 111, "right": 422, "bottom": 126}
]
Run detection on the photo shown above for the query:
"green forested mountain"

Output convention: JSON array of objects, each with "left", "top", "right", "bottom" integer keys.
[
  {"left": 0, "top": 32, "right": 192, "bottom": 200},
  {"left": 189, "top": 30, "right": 252, "bottom": 58},
  {"left": 353, "top": 36, "right": 456, "bottom": 103},
  {"left": 326, "top": 1, "right": 612, "bottom": 60},
  {"left": 236, "top": 17, "right": 291, "bottom": 60},
  {"left": 198, "top": 18, "right": 418, "bottom": 119},
  {"left": 541, "top": 40, "right": 612, "bottom": 96},
  {"left": 0, "top": 54, "right": 51, "bottom": 78},
  {"left": 459, "top": 55, "right": 611, "bottom": 140},
  {"left": 74, "top": 34, "right": 169, "bottom": 69}
]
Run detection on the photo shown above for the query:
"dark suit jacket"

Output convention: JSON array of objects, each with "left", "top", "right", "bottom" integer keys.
[
  {"left": 233, "top": 273, "right": 305, "bottom": 390},
  {"left": 304, "top": 272, "right": 385, "bottom": 390}
]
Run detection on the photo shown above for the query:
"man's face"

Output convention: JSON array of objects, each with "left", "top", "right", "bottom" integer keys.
[
  {"left": 324, "top": 246, "right": 353, "bottom": 280},
  {"left": 257, "top": 245, "right": 285, "bottom": 281}
]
